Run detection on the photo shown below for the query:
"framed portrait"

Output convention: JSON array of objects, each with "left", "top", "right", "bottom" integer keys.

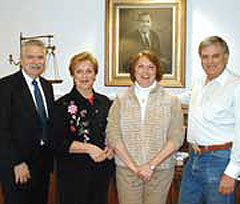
[{"left": 105, "top": 0, "right": 186, "bottom": 87}]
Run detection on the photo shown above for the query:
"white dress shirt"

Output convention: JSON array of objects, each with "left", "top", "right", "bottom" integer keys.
[
  {"left": 22, "top": 70, "right": 49, "bottom": 117},
  {"left": 179, "top": 68, "right": 240, "bottom": 179},
  {"left": 139, "top": 30, "right": 151, "bottom": 47}
]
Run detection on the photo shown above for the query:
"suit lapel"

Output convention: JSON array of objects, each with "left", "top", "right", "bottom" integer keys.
[
  {"left": 16, "top": 71, "right": 53, "bottom": 120},
  {"left": 16, "top": 71, "right": 39, "bottom": 119},
  {"left": 18, "top": 71, "right": 36, "bottom": 110}
]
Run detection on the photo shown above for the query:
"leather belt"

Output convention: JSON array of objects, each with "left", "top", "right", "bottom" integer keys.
[{"left": 192, "top": 142, "right": 232, "bottom": 154}]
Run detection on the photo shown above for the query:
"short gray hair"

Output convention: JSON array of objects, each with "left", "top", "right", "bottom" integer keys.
[
  {"left": 198, "top": 36, "right": 229, "bottom": 58},
  {"left": 22, "top": 39, "right": 45, "bottom": 49}
]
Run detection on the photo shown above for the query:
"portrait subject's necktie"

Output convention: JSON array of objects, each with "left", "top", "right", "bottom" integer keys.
[
  {"left": 143, "top": 33, "right": 150, "bottom": 48},
  {"left": 32, "top": 80, "right": 48, "bottom": 143}
]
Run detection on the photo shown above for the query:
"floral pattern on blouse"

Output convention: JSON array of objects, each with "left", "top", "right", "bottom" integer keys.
[{"left": 67, "top": 100, "right": 90, "bottom": 143}]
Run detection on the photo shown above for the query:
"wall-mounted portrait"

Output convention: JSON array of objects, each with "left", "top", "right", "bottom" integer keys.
[
  {"left": 119, "top": 9, "right": 172, "bottom": 74},
  {"left": 105, "top": 0, "right": 186, "bottom": 87}
]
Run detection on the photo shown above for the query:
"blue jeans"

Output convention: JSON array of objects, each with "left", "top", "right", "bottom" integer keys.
[{"left": 178, "top": 149, "right": 236, "bottom": 204}]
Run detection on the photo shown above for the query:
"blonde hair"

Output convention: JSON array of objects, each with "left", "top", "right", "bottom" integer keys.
[{"left": 69, "top": 51, "right": 98, "bottom": 76}]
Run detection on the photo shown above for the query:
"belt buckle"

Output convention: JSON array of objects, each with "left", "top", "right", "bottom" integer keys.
[{"left": 192, "top": 144, "right": 201, "bottom": 155}]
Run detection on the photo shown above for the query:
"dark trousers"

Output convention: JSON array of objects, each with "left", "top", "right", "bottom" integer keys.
[
  {"left": 1, "top": 148, "right": 51, "bottom": 204},
  {"left": 57, "top": 167, "right": 112, "bottom": 204}
]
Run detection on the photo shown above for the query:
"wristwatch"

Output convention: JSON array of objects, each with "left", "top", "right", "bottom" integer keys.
[{"left": 149, "top": 164, "right": 156, "bottom": 171}]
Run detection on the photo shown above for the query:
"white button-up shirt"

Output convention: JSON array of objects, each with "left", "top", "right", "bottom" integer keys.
[
  {"left": 179, "top": 68, "right": 240, "bottom": 179},
  {"left": 22, "top": 70, "right": 49, "bottom": 146},
  {"left": 22, "top": 70, "right": 49, "bottom": 117}
]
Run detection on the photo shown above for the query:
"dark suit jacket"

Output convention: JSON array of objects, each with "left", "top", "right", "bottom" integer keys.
[{"left": 0, "top": 70, "right": 55, "bottom": 176}]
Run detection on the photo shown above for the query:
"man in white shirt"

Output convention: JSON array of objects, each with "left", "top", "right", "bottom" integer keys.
[{"left": 179, "top": 36, "right": 240, "bottom": 204}]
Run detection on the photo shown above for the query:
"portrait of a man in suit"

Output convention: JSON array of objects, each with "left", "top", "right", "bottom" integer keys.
[
  {"left": 0, "top": 40, "right": 55, "bottom": 204},
  {"left": 119, "top": 9, "right": 172, "bottom": 75}
]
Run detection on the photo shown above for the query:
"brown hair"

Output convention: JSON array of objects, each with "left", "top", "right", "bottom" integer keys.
[
  {"left": 69, "top": 51, "right": 98, "bottom": 76},
  {"left": 128, "top": 50, "right": 163, "bottom": 82}
]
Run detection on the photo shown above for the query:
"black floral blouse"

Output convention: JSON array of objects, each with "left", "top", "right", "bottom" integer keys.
[{"left": 53, "top": 87, "right": 113, "bottom": 170}]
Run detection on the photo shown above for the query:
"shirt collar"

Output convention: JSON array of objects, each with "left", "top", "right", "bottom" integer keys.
[
  {"left": 22, "top": 69, "right": 40, "bottom": 83},
  {"left": 71, "top": 86, "right": 96, "bottom": 102},
  {"left": 204, "top": 68, "right": 230, "bottom": 86},
  {"left": 135, "top": 80, "right": 157, "bottom": 93},
  {"left": 21, "top": 69, "right": 40, "bottom": 85},
  {"left": 138, "top": 29, "right": 150, "bottom": 37}
]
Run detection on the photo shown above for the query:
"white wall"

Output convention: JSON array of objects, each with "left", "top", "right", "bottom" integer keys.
[
  {"left": 0, "top": 0, "right": 239, "bottom": 98},
  {"left": 187, "top": 0, "right": 240, "bottom": 81}
]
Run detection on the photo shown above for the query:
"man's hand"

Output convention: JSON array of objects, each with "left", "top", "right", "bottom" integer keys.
[
  {"left": 14, "top": 162, "right": 31, "bottom": 184},
  {"left": 218, "top": 174, "right": 236, "bottom": 195}
]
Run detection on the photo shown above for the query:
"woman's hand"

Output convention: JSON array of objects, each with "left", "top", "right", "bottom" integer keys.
[
  {"left": 88, "top": 144, "right": 107, "bottom": 162},
  {"left": 105, "top": 146, "right": 114, "bottom": 160},
  {"left": 69, "top": 141, "right": 107, "bottom": 162},
  {"left": 137, "top": 163, "right": 154, "bottom": 182}
]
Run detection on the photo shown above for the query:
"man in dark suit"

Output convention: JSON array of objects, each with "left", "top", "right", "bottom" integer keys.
[
  {"left": 120, "top": 12, "right": 170, "bottom": 74},
  {"left": 0, "top": 40, "right": 55, "bottom": 204}
]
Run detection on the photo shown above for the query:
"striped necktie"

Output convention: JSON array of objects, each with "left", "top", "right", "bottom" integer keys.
[
  {"left": 32, "top": 80, "right": 48, "bottom": 144},
  {"left": 32, "top": 80, "right": 47, "bottom": 123},
  {"left": 143, "top": 33, "right": 150, "bottom": 48}
]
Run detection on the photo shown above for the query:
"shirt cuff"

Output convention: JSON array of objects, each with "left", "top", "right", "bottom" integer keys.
[{"left": 224, "top": 161, "right": 240, "bottom": 179}]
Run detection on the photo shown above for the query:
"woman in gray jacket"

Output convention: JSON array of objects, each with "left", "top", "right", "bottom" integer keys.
[{"left": 106, "top": 50, "right": 184, "bottom": 204}]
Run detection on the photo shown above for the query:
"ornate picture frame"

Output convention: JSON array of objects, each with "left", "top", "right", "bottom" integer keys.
[{"left": 105, "top": 0, "right": 186, "bottom": 87}]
